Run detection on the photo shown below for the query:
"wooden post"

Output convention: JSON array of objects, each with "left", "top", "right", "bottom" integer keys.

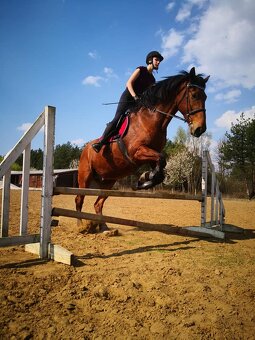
[
  {"left": 20, "top": 143, "right": 31, "bottom": 235},
  {"left": 219, "top": 192, "right": 225, "bottom": 229},
  {"left": 0, "top": 169, "right": 11, "bottom": 237},
  {"left": 215, "top": 182, "right": 219, "bottom": 224},
  {"left": 40, "top": 106, "right": 55, "bottom": 259},
  {"left": 210, "top": 165, "right": 215, "bottom": 226},
  {"left": 201, "top": 150, "right": 208, "bottom": 227}
]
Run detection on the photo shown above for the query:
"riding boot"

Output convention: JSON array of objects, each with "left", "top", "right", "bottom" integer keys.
[{"left": 92, "top": 121, "right": 116, "bottom": 153}]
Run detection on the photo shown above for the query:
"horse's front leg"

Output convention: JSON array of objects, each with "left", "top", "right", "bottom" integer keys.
[
  {"left": 94, "top": 195, "right": 110, "bottom": 232},
  {"left": 133, "top": 146, "right": 166, "bottom": 190},
  {"left": 93, "top": 179, "right": 116, "bottom": 232}
]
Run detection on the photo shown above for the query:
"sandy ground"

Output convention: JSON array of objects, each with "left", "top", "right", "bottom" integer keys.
[{"left": 0, "top": 190, "right": 255, "bottom": 340}]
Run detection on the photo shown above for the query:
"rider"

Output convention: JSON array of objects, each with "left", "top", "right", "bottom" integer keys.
[{"left": 92, "top": 51, "right": 164, "bottom": 153}]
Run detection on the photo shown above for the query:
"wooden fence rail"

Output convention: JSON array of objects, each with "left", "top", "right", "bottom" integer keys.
[
  {"left": 52, "top": 207, "right": 225, "bottom": 239},
  {"left": 53, "top": 187, "right": 202, "bottom": 201}
]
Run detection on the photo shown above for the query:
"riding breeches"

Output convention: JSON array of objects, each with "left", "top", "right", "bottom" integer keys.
[{"left": 101, "top": 89, "right": 135, "bottom": 141}]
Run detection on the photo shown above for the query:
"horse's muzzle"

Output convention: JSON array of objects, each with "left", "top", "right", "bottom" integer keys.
[{"left": 191, "top": 125, "right": 206, "bottom": 138}]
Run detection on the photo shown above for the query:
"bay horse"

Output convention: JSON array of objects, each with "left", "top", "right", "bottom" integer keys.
[{"left": 75, "top": 67, "right": 209, "bottom": 232}]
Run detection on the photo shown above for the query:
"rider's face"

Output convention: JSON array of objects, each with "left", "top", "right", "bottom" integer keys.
[{"left": 152, "top": 57, "right": 161, "bottom": 70}]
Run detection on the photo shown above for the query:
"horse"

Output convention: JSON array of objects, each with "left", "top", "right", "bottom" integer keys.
[{"left": 75, "top": 67, "right": 209, "bottom": 232}]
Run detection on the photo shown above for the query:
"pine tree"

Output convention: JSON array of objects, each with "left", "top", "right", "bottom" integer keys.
[{"left": 219, "top": 113, "right": 255, "bottom": 199}]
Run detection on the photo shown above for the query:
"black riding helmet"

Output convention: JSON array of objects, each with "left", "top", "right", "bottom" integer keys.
[{"left": 146, "top": 51, "right": 164, "bottom": 65}]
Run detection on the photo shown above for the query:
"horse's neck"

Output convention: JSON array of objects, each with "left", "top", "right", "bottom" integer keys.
[{"left": 144, "top": 102, "right": 177, "bottom": 130}]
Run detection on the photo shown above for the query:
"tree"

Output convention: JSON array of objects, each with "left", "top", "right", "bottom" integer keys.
[
  {"left": 1, "top": 142, "right": 82, "bottom": 172},
  {"left": 54, "top": 142, "right": 82, "bottom": 169},
  {"left": 0, "top": 155, "right": 22, "bottom": 171},
  {"left": 219, "top": 113, "right": 255, "bottom": 199},
  {"left": 165, "top": 128, "right": 212, "bottom": 194},
  {"left": 186, "top": 131, "right": 212, "bottom": 194},
  {"left": 187, "top": 131, "right": 212, "bottom": 158},
  {"left": 164, "top": 149, "right": 193, "bottom": 192},
  {"left": 10, "top": 149, "right": 44, "bottom": 170},
  {"left": 162, "top": 139, "right": 175, "bottom": 158},
  {"left": 31, "top": 149, "right": 43, "bottom": 169}
]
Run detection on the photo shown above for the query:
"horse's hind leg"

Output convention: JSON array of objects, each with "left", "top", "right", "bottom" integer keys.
[{"left": 75, "top": 194, "right": 85, "bottom": 213}]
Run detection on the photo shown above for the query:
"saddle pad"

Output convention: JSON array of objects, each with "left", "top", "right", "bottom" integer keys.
[{"left": 109, "top": 116, "right": 129, "bottom": 142}]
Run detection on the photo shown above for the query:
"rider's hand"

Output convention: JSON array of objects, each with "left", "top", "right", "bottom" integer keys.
[{"left": 133, "top": 95, "right": 140, "bottom": 101}]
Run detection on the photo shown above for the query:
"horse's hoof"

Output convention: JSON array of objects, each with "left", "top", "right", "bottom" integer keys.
[
  {"left": 103, "top": 229, "right": 119, "bottom": 237},
  {"left": 136, "top": 180, "right": 154, "bottom": 190},
  {"left": 100, "top": 224, "right": 110, "bottom": 232},
  {"left": 77, "top": 219, "right": 83, "bottom": 227}
]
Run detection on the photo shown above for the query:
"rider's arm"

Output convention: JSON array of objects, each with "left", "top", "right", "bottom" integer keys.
[{"left": 126, "top": 68, "right": 140, "bottom": 98}]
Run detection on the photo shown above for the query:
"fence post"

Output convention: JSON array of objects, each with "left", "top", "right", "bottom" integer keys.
[
  {"left": 215, "top": 182, "right": 219, "bottom": 224},
  {"left": 1, "top": 169, "right": 11, "bottom": 237},
  {"left": 210, "top": 165, "right": 215, "bottom": 226},
  {"left": 201, "top": 150, "right": 208, "bottom": 227},
  {"left": 20, "top": 143, "right": 31, "bottom": 235},
  {"left": 40, "top": 106, "right": 55, "bottom": 259}
]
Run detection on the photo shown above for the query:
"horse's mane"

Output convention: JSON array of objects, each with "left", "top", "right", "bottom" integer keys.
[{"left": 133, "top": 70, "right": 207, "bottom": 112}]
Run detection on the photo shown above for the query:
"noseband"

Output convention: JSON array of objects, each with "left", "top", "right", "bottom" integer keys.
[
  {"left": 152, "top": 82, "right": 206, "bottom": 125},
  {"left": 181, "top": 83, "right": 206, "bottom": 125}
]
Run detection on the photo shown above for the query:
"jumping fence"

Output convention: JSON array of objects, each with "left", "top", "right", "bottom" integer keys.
[
  {"left": 0, "top": 106, "right": 72, "bottom": 264},
  {"left": 1, "top": 106, "right": 237, "bottom": 265},
  {"left": 201, "top": 150, "right": 225, "bottom": 228}
]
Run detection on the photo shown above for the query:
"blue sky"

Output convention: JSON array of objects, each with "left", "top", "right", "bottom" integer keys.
[{"left": 1, "top": 0, "right": 255, "bottom": 157}]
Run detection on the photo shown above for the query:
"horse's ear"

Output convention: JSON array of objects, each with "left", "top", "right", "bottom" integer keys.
[
  {"left": 190, "top": 67, "right": 196, "bottom": 77},
  {"left": 204, "top": 75, "right": 210, "bottom": 83}
]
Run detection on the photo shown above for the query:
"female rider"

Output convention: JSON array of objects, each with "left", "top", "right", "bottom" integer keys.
[{"left": 92, "top": 51, "right": 164, "bottom": 153}]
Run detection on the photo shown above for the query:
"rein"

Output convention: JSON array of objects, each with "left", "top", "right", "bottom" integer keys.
[
  {"left": 152, "top": 82, "right": 206, "bottom": 125},
  {"left": 151, "top": 108, "right": 186, "bottom": 122}
]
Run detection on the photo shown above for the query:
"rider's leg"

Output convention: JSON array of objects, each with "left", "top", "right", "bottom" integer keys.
[
  {"left": 92, "top": 90, "right": 133, "bottom": 153},
  {"left": 92, "top": 118, "right": 118, "bottom": 153}
]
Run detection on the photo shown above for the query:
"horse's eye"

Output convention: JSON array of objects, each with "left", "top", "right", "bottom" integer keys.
[{"left": 192, "top": 92, "right": 200, "bottom": 100}]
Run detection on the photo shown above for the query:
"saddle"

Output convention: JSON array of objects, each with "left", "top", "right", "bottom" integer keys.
[{"left": 100, "top": 114, "right": 130, "bottom": 143}]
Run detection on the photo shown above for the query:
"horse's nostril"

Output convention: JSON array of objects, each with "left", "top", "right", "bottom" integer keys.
[{"left": 194, "top": 127, "right": 202, "bottom": 137}]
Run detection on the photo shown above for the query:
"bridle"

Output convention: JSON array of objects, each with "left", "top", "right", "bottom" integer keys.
[{"left": 152, "top": 82, "right": 206, "bottom": 125}]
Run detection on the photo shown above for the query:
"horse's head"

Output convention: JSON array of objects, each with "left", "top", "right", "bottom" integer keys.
[{"left": 176, "top": 67, "right": 209, "bottom": 137}]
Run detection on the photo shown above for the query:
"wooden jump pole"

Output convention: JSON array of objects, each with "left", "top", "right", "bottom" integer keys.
[
  {"left": 53, "top": 187, "right": 202, "bottom": 201},
  {"left": 52, "top": 207, "right": 225, "bottom": 239}
]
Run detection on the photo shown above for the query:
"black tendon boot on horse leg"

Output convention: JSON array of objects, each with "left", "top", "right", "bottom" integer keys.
[{"left": 136, "top": 155, "right": 166, "bottom": 190}]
